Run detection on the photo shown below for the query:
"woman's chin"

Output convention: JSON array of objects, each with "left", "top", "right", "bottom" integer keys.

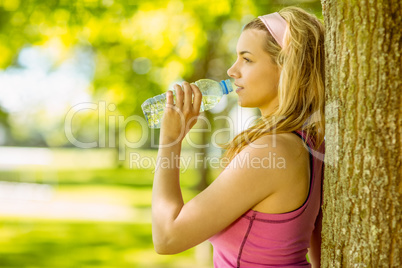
[{"left": 237, "top": 100, "right": 251, "bottom": 108}]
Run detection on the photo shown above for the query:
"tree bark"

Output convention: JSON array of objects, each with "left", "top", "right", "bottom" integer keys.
[{"left": 321, "top": 0, "right": 401, "bottom": 267}]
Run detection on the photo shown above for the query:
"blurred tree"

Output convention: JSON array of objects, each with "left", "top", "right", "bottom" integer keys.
[
  {"left": 0, "top": 0, "right": 323, "bottom": 178},
  {"left": 0, "top": 107, "right": 11, "bottom": 145}
]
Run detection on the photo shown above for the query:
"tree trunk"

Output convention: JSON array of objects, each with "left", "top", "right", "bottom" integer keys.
[{"left": 321, "top": 0, "right": 401, "bottom": 267}]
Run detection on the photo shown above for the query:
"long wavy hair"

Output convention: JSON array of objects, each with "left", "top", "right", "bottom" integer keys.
[{"left": 222, "top": 6, "right": 325, "bottom": 163}]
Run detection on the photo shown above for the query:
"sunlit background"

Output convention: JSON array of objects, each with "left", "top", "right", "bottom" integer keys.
[{"left": 0, "top": 0, "right": 322, "bottom": 267}]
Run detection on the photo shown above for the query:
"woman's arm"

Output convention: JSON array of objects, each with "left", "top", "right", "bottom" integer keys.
[
  {"left": 152, "top": 82, "right": 196, "bottom": 253},
  {"left": 308, "top": 208, "right": 322, "bottom": 267},
  {"left": 152, "top": 139, "right": 184, "bottom": 253},
  {"left": 151, "top": 82, "right": 303, "bottom": 254}
]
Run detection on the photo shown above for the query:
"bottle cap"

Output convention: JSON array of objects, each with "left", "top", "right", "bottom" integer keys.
[{"left": 220, "top": 79, "right": 234, "bottom": 94}]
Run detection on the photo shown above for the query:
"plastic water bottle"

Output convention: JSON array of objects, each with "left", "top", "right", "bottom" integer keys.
[{"left": 141, "top": 79, "right": 233, "bottom": 128}]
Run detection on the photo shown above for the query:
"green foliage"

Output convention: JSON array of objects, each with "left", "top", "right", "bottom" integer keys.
[
  {"left": 0, "top": 1, "right": 323, "bottom": 266},
  {"left": 0, "top": 0, "right": 322, "bottom": 147}
]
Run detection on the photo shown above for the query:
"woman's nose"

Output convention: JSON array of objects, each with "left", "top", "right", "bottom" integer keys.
[{"left": 227, "top": 62, "right": 239, "bottom": 78}]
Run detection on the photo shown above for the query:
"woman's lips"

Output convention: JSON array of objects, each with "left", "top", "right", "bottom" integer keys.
[{"left": 235, "top": 84, "right": 244, "bottom": 93}]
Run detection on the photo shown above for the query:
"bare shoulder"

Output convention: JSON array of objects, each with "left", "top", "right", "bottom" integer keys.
[
  {"left": 231, "top": 131, "right": 310, "bottom": 188},
  {"left": 245, "top": 132, "right": 310, "bottom": 185},
  {"left": 248, "top": 132, "right": 311, "bottom": 213},
  {"left": 244, "top": 132, "right": 308, "bottom": 162}
]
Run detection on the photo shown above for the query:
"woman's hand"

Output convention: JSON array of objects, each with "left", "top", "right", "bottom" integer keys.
[{"left": 159, "top": 81, "right": 202, "bottom": 145}]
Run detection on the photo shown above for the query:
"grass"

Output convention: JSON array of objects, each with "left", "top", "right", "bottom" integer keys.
[
  {"left": 0, "top": 167, "right": 213, "bottom": 267},
  {"left": 0, "top": 220, "right": 208, "bottom": 268}
]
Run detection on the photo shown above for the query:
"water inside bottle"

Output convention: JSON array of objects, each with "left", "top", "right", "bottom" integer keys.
[
  {"left": 200, "top": 95, "right": 221, "bottom": 112},
  {"left": 143, "top": 94, "right": 222, "bottom": 128},
  {"left": 147, "top": 109, "right": 164, "bottom": 128}
]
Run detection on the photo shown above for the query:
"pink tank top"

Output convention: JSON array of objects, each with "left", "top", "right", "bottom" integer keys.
[{"left": 209, "top": 130, "right": 325, "bottom": 267}]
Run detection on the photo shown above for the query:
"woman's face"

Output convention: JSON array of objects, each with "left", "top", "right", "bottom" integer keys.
[{"left": 227, "top": 29, "right": 280, "bottom": 116}]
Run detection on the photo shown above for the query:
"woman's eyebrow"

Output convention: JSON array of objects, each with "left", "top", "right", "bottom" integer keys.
[{"left": 239, "top": 51, "right": 253, "bottom": 55}]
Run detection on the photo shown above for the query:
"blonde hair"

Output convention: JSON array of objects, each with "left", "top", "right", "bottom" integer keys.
[{"left": 222, "top": 6, "right": 325, "bottom": 163}]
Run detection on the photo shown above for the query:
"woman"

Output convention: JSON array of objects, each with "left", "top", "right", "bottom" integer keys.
[{"left": 152, "top": 6, "right": 325, "bottom": 267}]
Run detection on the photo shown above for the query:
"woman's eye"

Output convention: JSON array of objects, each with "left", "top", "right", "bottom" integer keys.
[{"left": 243, "top": 57, "right": 251, "bottom": 63}]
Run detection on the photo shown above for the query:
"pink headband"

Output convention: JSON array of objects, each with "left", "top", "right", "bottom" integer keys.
[{"left": 258, "top": 12, "right": 288, "bottom": 48}]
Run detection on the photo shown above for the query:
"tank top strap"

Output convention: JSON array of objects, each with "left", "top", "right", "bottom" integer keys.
[
  {"left": 292, "top": 130, "right": 315, "bottom": 149},
  {"left": 292, "top": 130, "right": 325, "bottom": 208},
  {"left": 292, "top": 130, "right": 315, "bottom": 209}
]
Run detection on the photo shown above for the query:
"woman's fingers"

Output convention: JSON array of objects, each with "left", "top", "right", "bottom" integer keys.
[
  {"left": 174, "top": 84, "right": 184, "bottom": 109},
  {"left": 161, "top": 81, "right": 201, "bottom": 143},
  {"left": 166, "top": 90, "right": 174, "bottom": 107},
  {"left": 191, "top": 83, "right": 202, "bottom": 113},
  {"left": 182, "top": 82, "right": 193, "bottom": 111},
  {"left": 172, "top": 81, "right": 201, "bottom": 114}
]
